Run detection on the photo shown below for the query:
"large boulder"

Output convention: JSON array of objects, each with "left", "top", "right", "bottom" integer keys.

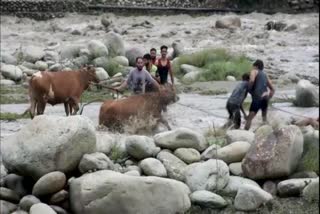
[
  {"left": 190, "top": 190, "right": 227, "bottom": 208},
  {"left": 219, "top": 176, "right": 260, "bottom": 197},
  {"left": 125, "top": 136, "right": 160, "bottom": 160},
  {"left": 302, "top": 178, "right": 319, "bottom": 202},
  {"left": 215, "top": 16, "right": 241, "bottom": 29},
  {"left": 228, "top": 162, "right": 243, "bottom": 176},
  {"left": 0, "top": 63, "right": 23, "bottom": 81},
  {"left": 1, "top": 115, "right": 96, "bottom": 179},
  {"left": 173, "top": 148, "right": 201, "bottom": 164},
  {"left": 60, "top": 45, "right": 83, "bottom": 60},
  {"left": 234, "top": 184, "right": 272, "bottom": 211},
  {"left": 0, "top": 200, "right": 18, "bottom": 214},
  {"left": 226, "top": 130, "right": 255, "bottom": 144},
  {"left": 200, "top": 144, "right": 220, "bottom": 160},
  {"left": 70, "top": 170, "right": 191, "bottom": 214},
  {"left": 21, "top": 46, "right": 45, "bottom": 63},
  {"left": 295, "top": 80, "right": 319, "bottom": 107},
  {"left": 112, "top": 56, "right": 129, "bottom": 67},
  {"left": 88, "top": 40, "right": 109, "bottom": 59},
  {"left": 184, "top": 159, "right": 229, "bottom": 192},
  {"left": 3, "top": 174, "right": 29, "bottom": 197},
  {"left": 182, "top": 71, "right": 201, "bottom": 84},
  {"left": 30, "top": 203, "right": 57, "bottom": 214},
  {"left": 125, "top": 47, "right": 144, "bottom": 66},
  {"left": 78, "top": 153, "right": 114, "bottom": 174},
  {"left": 242, "top": 125, "right": 304, "bottom": 180},
  {"left": 32, "top": 171, "right": 66, "bottom": 197},
  {"left": 95, "top": 67, "right": 109, "bottom": 82},
  {"left": 277, "top": 178, "right": 317, "bottom": 197},
  {"left": 105, "top": 32, "right": 126, "bottom": 57},
  {"left": 19, "top": 195, "right": 41, "bottom": 212},
  {"left": 0, "top": 51, "right": 17, "bottom": 65},
  {"left": 0, "top": 187, "right": 20, "bottom": 203},
  {"left": 139, "top": 158, "right": 167, "bottom": 177},
  {"left": 95, "top": 132, "right": 115, "bottom": 155},
  {"left": 154, "top": 128, "right": 208, "bottom": 151},
  {"left": 180, "top": 64, "right": 202, "bottom": 74},
  {"left": 156, "top": 150, "right": 187, "bottom": 181}
]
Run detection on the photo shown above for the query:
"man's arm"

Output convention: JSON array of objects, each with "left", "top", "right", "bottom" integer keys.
[
  {"left": 248, "top": 69, "right": 257, "bottom": 91},
  {"left": 116, "top": 71, "right": 132, "bottom": 91},
  {"left": 168, "top": 61, "right": 174, "bottom": 85},
  {"left": 267, "top": 76, "right": 275, "bottom": 99}
]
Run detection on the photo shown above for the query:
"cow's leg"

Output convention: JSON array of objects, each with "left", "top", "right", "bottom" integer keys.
[
  {"left": 64, "top": 102, "right": 70, "bottom": 116},
  {"left": 71, "top": 97, "right": 80, "bottom": 115},
  {"left": 30, "top": 99, "right": 36, "bottom": 119},
  {"left": 36, "top": 100, "right": 46, "bottom": 115},
  {"left": 159, "top": 116, "right": 171, "bottom": 130}
]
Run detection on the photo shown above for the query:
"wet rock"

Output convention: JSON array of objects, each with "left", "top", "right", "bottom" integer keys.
[
  {"left": 277, "top": 178, "right": 317, "bottom": 197},
  {"left": 0, "top": 63, "right": 23, "bottom": 81},
  {"left": 302, "top": 178, "right": 319, "bottom": 202},
  {"left": 88, "top": 40, "right": 109, "bottom": 58},
  {"left": 70, "top": 170, "right": 191, "bottom": 214},
  {"left": 154, "top": 128, "right": 208, "bottom": 151},
  {"left": 32, "top": 171, "right": 66, "bottom": 197},
  {"left": 19, "top": 195, "right": 41, "bottom": 212},
  {"left": 265, "top": 21, "right": 287, "bottom": 31},
  {"left": 215, "top": 16, "right": 241, "bottom": 29},
  {"left": 228, "top": 162, "right": 243, "bottom": 176},
  {"left": 156, "top": 150, "right": 187, "bottom": 181},
  {"left": 242, "top": 125, "right": 303, "bottom": 180},
  {"left": 219, "top": 176, "right": 260, "bottom": 197},
  {"left": 35, "top": 61, "right": 48, "bottom": 71},
  {"left": 125, "top": 47, "right": 144, "bottom": 66},
  {"left": 184, "top": 159, "right": 229, "bottom": 192},
  {"left": 3, "top": 174, "right": 29, "bottom": 197},
  {"left": 0, "top": 79, "right": 15, "bottom": 86},
  {"left": 234, "top": 184, "right": 272, "bottom": 211},
  {"left": 190, "top": 190, "right": 227, "bottom": 208},
  {"left": 1, "top": 115, "right": 96, "bottom": 179},
  {"left": 0, "top": 200, "right": 18, "bottom": 214},
  {"left": 30, "top": 203, "right": 57, "bottom": 214},
  {"left": 78, "top": 153, "right": 114, "bottom": 174},
  {"left": 126, "top": 135, "right": 160, "bottom": 160},
  {"left": 49, "top": 190, "right": 68, "bottom": 205},
  {"left": 95, "top": 67, "right": 109, "bottom": 82},
  {"left": 200, "top": 144, "right": 220, "bottom": 160},
  {"left": 21, "top": 46, "right": 45, "bottom": 63},
  {"left": 174, "top": 148, "right": 201, "bottom": 164},
  {"left": 0, "top": 187, "right": 20, "bottom": 203},
  {"left": 112, "top": 56, "right": 129, "bottom": 67},
  {"left": 295, "top": 80, "right": 319, "bottom": 107},
  {"left": 139, "top": 158, "right": 167, "bottom": 177},
  {"left": 210, "top": 141, "right": 251, "bottom": 164},
  {"left": 226, "top": 130, "right": 255, "bottom": 144},
  {"left": 105, "top": 32, "right": 126, "bottom": 57},
  {"left": 50, "top": 205, "right": 68, "bottom": 214}
]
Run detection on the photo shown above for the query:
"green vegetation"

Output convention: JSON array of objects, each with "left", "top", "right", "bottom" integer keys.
[
  {"left": 205, "top": 126, "right": 228, "bottom": 147},
  {"left": 0, "top": 112, "right": 29, "bottom": 121},
  {"left": 0, "top": 85, "right": 29, "bottom": 104},
  {"left": 173, "top": 49, "right": 252, "bottom": 82}
]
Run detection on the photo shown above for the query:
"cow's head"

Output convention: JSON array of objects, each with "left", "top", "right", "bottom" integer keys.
[
  {"left": 159, "top": 84, "right": 179, "bottom": 105},
  {"left": 82, "top": 65, "right": 100, "bottom": 84}
]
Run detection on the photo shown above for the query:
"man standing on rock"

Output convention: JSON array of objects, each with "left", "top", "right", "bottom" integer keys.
[{"left": 245, "top": 60, "right": 275, "bottom": 130}]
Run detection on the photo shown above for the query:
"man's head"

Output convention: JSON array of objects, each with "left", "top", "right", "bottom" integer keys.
[
  {"left": 136, "top": 57, "right": 144, "bottom": 71},
  {"left": 143, "top": 53, "right": 152, "bottom": 65},
  {"left": 150, "top": 48, "right": 157, "bottom": 60},
  {"left": 242, "top": 73, "right": 250, "bottom": 81},
  {"left": 160, "top": 45, "right": 168, "bottom": 58},
  {"left": 253, "top": 59, "right": 264, "bottom": 70}
]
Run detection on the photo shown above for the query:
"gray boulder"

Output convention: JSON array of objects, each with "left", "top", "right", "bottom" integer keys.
[
  {"left": 154, "top": 128, "right": 208, "bottom": 151},
  {"left": 44, "top": 51, "right": 60, "bottom": 62},
  {"left": 95, "top": 132, "right": 115, "bottom": 155},
  {"left": 11, "top": 211, "right": 28, "bottom": 214},
  {"left": 174, "top": 148, "right": 201, "bottom": 164},
  {"left": 215, "top": 16, "right": 241, "bottom": 29},
  {"left": 49, "top": 190, "right": 69, "bottom": 204},
  {"left": 228, "top": 162, "right": 243, "bottom": 176},
  {"left": 226, "top": 130, "right": 255, "bottom": 144},
  {"left": 302, "top": 178, "right": 319, "bottom": 202},
  {"left": 182, "top": 71, "right": 201, "bottom": 83},
  {"left": 139, "top": 158, "right": 167, "bottom": 177},
  {"left": 0, "top": 79, "right": 15, "bottom": 86},
  {"left": 295, "top": 80, "right": 319, "bottom": 107},
  {"left": 219, "top": 176, "right": 260, "bottom": 197},
  {"left": 180, "top": 64, "right": 202, "bottom": 74},
  {"left": 50, "top": 205, "right": 68, "bottom": 214},
  {"left": 0, "top": 52, "right": 17, "bottom": 65},
  {"left": 242, "top": 125, "right": 304, "bottom": 180},
  {"left": 70, "top": 170, "right": 191, "bottom": 214},
  {"left": 35, "top": 61, "right": 48, "bottom": 71},
  {"left": 88, "top": 40, "right": 109, "bottom": 58},
  {"left": 156, "top": 150, "right": 187, "bottom": 181},
  {"left": 30, "top": 203, "right": 57, "bottom": 214},
  {"left": 125, "top": 135, "right": 160, "bottom": 160},
  {"left": 19, "top": 195, "right": 41, "bottom": 212},
  {"left": 125, "top": 47, "right": 144, "bottom": 66},
  {"left": 289, "top": 171, "right": 318, "bottom": 179},
  {"left": 105, "top": 32, "right": 126, "bottom": 57},
  {"left": 172, "top": 41, "right": 185, "bottom": 58},
  {"left": 263, "top": 180, "right": 277, "bottom": 196},
  {"left": 0, "top": 200, "right": 18, "bottom": 214},
  {"left": 112, "top": 56, "right": 129, "bottom": 67},
  {"left": 60, "top": 45, "right": 83, "bottom": 59},
  {"left": 277, "top": 178, "right": 317, "bottom": 197},
  {"left": 21, "top": 46, "right": 45, "bottom": 63},
  {"left": 1, "top": 115, "right": 96, "bottom": 179},
  {"left": 3, "top": 174, "right": 28, "bottom": 197},
  {"left": 190, "top": 190, "right": 227, "bottom": 208},
  {"left": 78, "top": 153, "right": 114, "bottom": 174},
  {"left": 73, "top": 56, "right": 89, "bottom": 68},
  {"left": 200, "top": 144, "right": 220, "bottom": 160},
  {"left": 234, "top": 184, "right": 272, "bottom": 211},
  {"left": 0, "top": 187, "right": 20, "bottom": 203},
  {"left": 0, "top": 63, "right": 23, "bottom": 81},
  {"left": 32, "top": 171, "right": 66, "bottom": 197},
  {"left": 184, "top": 159, "right": 229, "bottom": 192}
]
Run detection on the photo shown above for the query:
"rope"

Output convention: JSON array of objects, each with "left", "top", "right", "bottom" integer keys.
[
  {"left": 175, "top": 102, "right": 229, "bottom": 119},
  {"left": 269, "top": 105, "right": 315, "bottom": 119}
]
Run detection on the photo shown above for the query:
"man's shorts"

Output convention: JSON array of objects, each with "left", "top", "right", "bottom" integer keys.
[{"left": 250, "top": 97, "right": 269, "bottom": 113}]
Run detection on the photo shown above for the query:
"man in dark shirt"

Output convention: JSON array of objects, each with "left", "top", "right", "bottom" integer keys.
[{"left": 226, "top": 73, "right": 250, "bottom": 129}]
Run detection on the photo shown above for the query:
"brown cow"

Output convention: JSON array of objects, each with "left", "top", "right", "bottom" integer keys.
[
  {"left": 99, "top": 85, "right": 178, "bottom": 132},
  {"left": 28, "top": 65, "right": 99, "bottom": 119}
]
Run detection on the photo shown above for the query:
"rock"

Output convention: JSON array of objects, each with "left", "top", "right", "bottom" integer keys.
[
  {"left": 19, "top": 195, "right": 41, "bottom": 212},
  {"left": 210, "top": 141, "right": 251, "bottom": 164},
  {"left": 78, "top": 153, "right": 114, "bottom": 174},
  {"left": 22, "top": 46, "right": 45, "bottom": 63},
  {"left": 112, "top": 56, "right": 129, "bottom": 67},
  {"left": 184, "top": 159, "right": 229, "bottom": 192},
  {"left": 105, "top": 32, "right": 126, "bottom": 57},
  {"left": 302, "top": 178, "right": 319, "bottom": 202},
  {"left": 73, "top": 56, "right": 89, "bottom": 68},
  {"left": 1, "top": 115, "right": 96, "bottom": 179},
  {"left": 285, "top": 24, "right": 298, "bottom": 32},
  {"left": 289, "top": 171, "right": 318, "bottom": 179},
  {"left": 95, "top": 132, "right": 115, "bottom": 155},
  {"left": 0, "top": 164, "right": 8, "bottom": 181},
  {"left": 79, "top": 48, "right": 90, "bottom": 57},
  {"left": 263, "top": 181, "right": 277, "bottom": 196},
  {"left": 139, "top": 158, "right": 167, "bottom": 177},
  {"left": 124, "top": 170, "right": 140, "bottom": 176},
  {"left": 35, "top": 61, "right": 48, "bottom": 71},
  {"left": 92, "top": 57, "right": 110, "bottom": 70},
  {"left": 0, "top": 200, "right": 18, "bottom": 214},
  {"left": 0, "top": 63, "right": 23, "bottom": 81},
  {"left": 229, "top": 162, "right": 243, "bottom": 176},
  {"left": 123, "top": 165, "right": 141, "bottom": 174},
  {"left": 277, "top": 178, "right": 317, "bottom": 197},
  {"left": 226, "top": 75, "right": 236, "bottom": 81},
  {"left": 60, "top": 45, "right": 83, "bottom": 59},
  {"left": 174, "top": 148, "right": 201, "bottom": 164},
  {"left": 71, "top": 29, "right": 81, "bottom": 35},
  {"left": 156, "top": 150, "right": 187, "bottom": 181},
  {"left": 11, "top": 210, "right": 28, "bottom": 214},
  {"left": 215, "top": 16, "right": 241, "bottom": 29},
  {"left": 44, "top": 51, "right": 59, "bottom": 62},
  {"left": 88, "top": 40, "right": 109, "bottom": 58},
  {"left": 0, "top": 79, "right": 15, "bottom": 86},
  {"left": 242, "top": 125, "right": 304, "bottom": 180},
  {"left": 50, "top": 205, "right": 68, "bottom": 214},
  {"left": 234, "top": 184, "right": 272, "bottom": 211},
  {"left": 182, "top": 71, "right": 201, "bottom": 83},
  {"left": 30, "top": 203, "right": 57, "bottom": 214},
  {"left": 32, "top": 171, "right": 66, "bottom": 197},
  {"left": 49, "top": 63, "right": 63, "bottom": 72},
  {"left": 126, "top": 135, "right": 160, "bottom": 160},
  {"left": 0, "top": 187, "right": 20, "bottom": 203},
  {"left": 200, "top": 144, "right": 220, "bottom": 160},
  {"left": 49, "top": 190, "right": 69, "bottom": 205},
  {"left": 219, "top": 176, "right": 260, "bottom": 197},
  {"left": 154, "top": 128, "right": 208, "bottom": 151},
  {"left": 70, "top": 170, "right": 191, "bottom": 214},
  {"left": 180, "top": 64, "right": 202, "bottom": 74},
  {"left": 0, "top": 51, "right": 17, "bottom": 65},
  {"left": 172, "top": 41, "right": 184, "bottom": 58},
  {"left": 94, "top": 67, "right": 109, "bottom": 82},
  {"left": 295, "top": 80, "right": 319, "bottom": 107},
  {"left": 190, "top": 190, "right": 227, "bottom": 208},
  {"left": 101, "top": 16, "right": 112, "bottom": 28},
  {"left": 19, "top": 65, "right": 38, "bottom": 76},
  {"left": 3, "top": 174, "right": 29, "bottom": 197},
  {"left": 226, "top": 130, "right": 255, "bottom": 144},
  {"left": 265, "top": 21, "right": 287, "bottom": 31},
  {"left": 125, "top": 47, "right": 144, "bottom": 66}
]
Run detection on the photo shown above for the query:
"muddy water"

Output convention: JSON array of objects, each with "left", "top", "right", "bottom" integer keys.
[{"left": 1, "top": 90, "right": 318, "bottom": 139}]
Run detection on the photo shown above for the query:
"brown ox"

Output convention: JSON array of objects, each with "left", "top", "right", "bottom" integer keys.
[
  {"left": 28, "top": 66, "right": 99, "bottom": 119},
  {"left": 99, "top": 85, "right": 178, "bottom": 132}
]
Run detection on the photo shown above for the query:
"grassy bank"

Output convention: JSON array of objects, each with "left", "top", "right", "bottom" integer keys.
[{"left": 0, "top": 112, "right": 29, "bottom": 121}]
